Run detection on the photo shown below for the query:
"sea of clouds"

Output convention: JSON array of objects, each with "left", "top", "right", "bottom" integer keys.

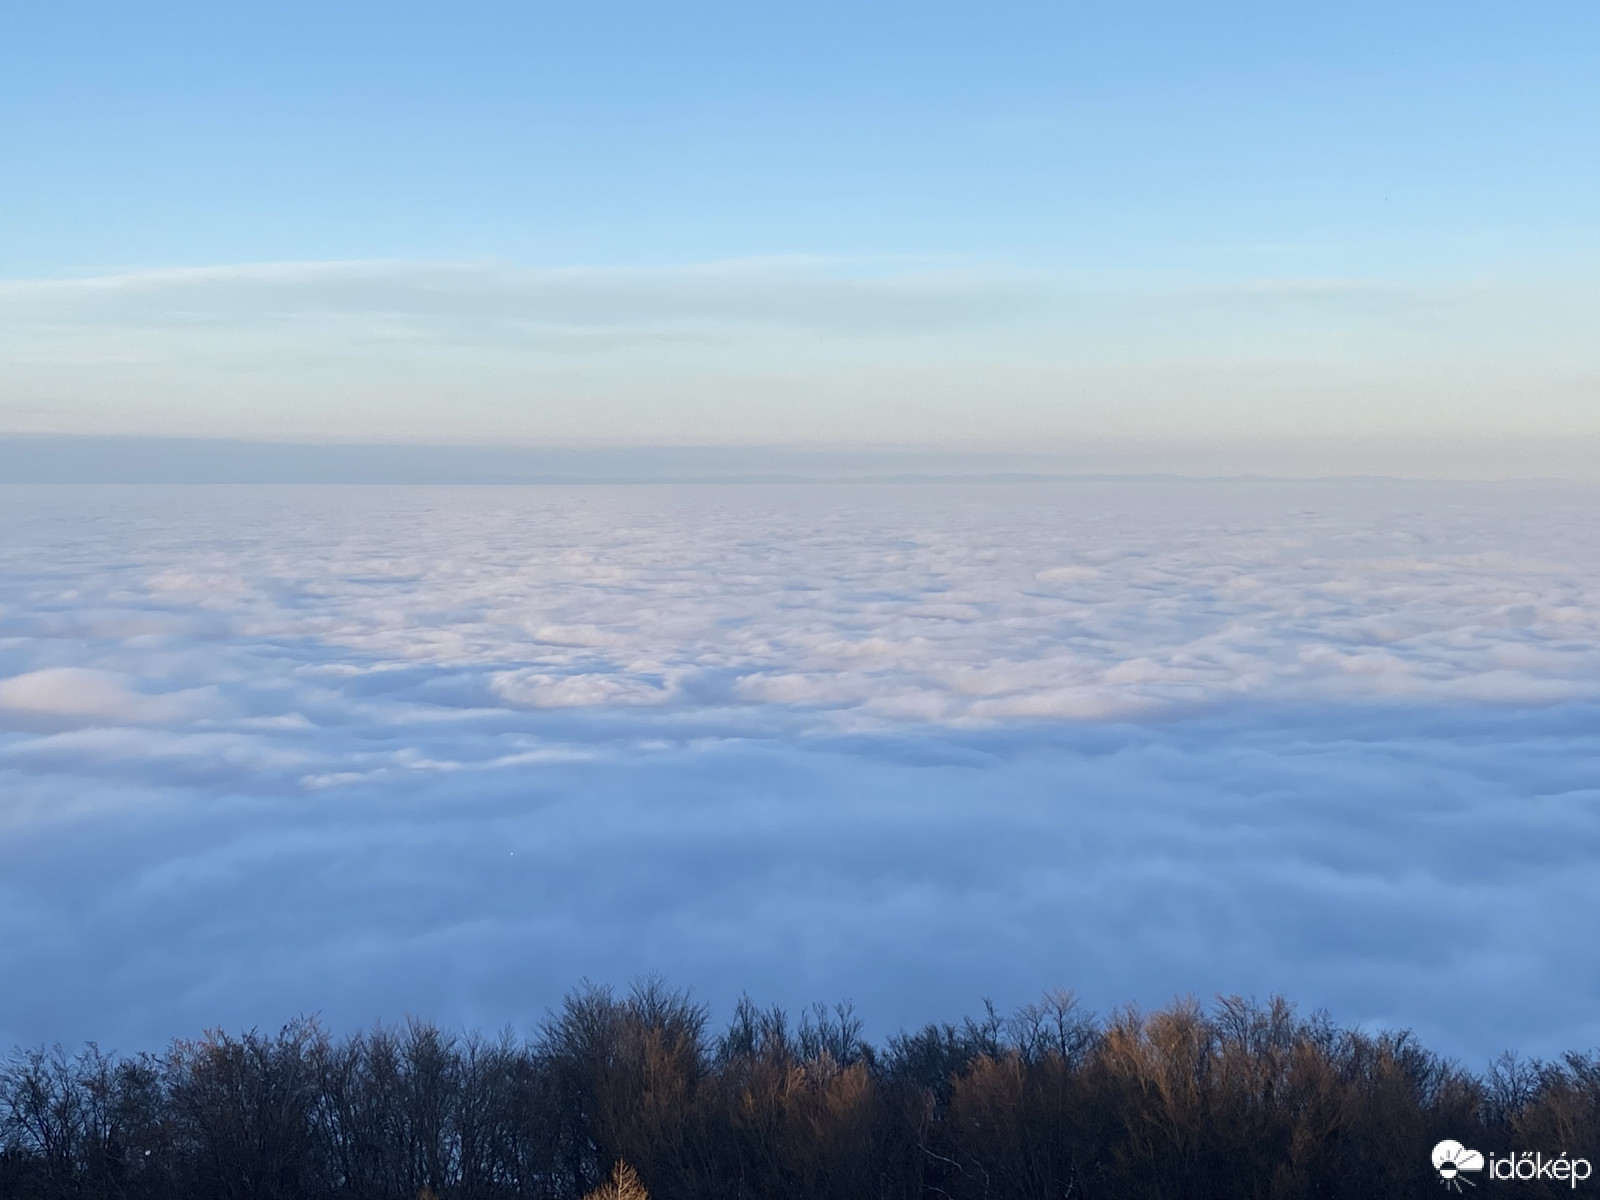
[{"left": 1, "top": 480, "right": 1598, "bottom": 1063}]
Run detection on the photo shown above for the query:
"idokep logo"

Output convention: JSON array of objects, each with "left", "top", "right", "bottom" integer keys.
[{"left": 1432, "top": 1140, "right": 1596, "bottom": 1191}]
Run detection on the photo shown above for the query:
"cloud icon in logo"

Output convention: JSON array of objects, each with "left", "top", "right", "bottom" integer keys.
[{"left": 1432, "top": 1141, "right": 1485, "bottom": 1189}]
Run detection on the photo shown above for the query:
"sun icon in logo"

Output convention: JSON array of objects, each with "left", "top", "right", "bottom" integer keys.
[{"left": 1432, "top": 1140, "right": 1485, "bottom": 1191}]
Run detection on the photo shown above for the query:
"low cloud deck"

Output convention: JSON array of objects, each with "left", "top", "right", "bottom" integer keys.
[{"left": 0, "top": 480, "right": 1596, "bottom": 1059}]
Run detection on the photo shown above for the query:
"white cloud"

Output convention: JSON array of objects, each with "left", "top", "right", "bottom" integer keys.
[
  {"left": 0, "top": 668, "right": 146, "bottom": 718},
  {"left": 1035, "top": 565, "right": 1101, "bottom": 582},
  {"left": 491, "top": 669, "right": 681, "bottom": 708},
  {"left": 1, "top": 480, "right": 1599, "bottom": 1061},
  {"left": 0, "top": 257, "right": 1041, "bottom": 347},
  {"left": 0, "top": 667, "right": 220, "bottom": 724}
]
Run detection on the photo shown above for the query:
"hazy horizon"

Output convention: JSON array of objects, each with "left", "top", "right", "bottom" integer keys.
[{"left": 3, "top": 432, "right": 1600, "bottom": 483}]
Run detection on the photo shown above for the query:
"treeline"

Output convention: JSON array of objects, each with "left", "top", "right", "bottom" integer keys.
[{"left": 3, "top": 981, "right": 1598, "bottom": 1199}]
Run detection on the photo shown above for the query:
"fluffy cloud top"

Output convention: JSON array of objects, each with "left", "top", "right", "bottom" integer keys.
[{"left": 0, "top": 480, "right": 1597, "bottom": 1060}]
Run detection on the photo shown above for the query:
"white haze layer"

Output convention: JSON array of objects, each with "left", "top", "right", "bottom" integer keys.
[{"left": 1, "top": 481, "right": 1597, "bottom": 1062}]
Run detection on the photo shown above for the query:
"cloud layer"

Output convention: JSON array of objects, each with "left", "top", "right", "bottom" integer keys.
[{"left": 1, "top": 480, "right": 1598, "bottom": 1060}]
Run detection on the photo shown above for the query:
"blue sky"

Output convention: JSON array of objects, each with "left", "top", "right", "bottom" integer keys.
[{"left": 2, "top": 1, "right": 1597, "bottom": 463}]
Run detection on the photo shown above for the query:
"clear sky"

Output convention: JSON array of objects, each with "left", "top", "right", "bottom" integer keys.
[{"left": 2, "top": 1, "right": 1597, "bottom": 470}]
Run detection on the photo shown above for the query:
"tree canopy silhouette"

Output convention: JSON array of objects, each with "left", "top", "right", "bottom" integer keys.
[{"left": 3, "top": 979, "right": 1597, "bottom": 1199}]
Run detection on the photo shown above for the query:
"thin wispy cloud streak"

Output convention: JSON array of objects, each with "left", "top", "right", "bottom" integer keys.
[
  {"left": 4, "top": 259, "right": 1595, "bottom": 459},
  {"left": 0, "top": 258, "right": 1045, "bottom": 351},
  {"left": 0, "top": 481, "right": 1597, "bottom": 1060}
]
